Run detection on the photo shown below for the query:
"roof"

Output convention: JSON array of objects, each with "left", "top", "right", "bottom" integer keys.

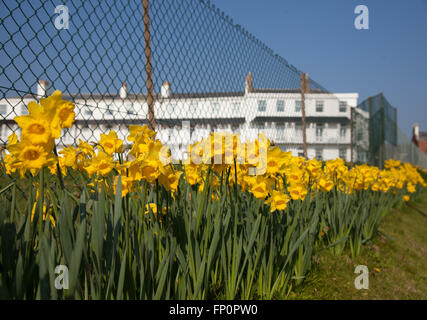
[
  {"left": 8, "top": 88, "right": 333, "bottom": 101},
  {"left": 71, "top": 117, "right": 246, "bottom": 126},
  {"left": 251, "top": 116, "right": 350, "bottom": 123},
  {"left": 13, "top": 91, "right": 246, "bottom": 101},
  {"left": 251, "top": 88, "right": 329, "bottom": 94}
]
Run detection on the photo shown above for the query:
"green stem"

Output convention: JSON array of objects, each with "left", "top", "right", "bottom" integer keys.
[
  {"left": 38, "top": 168, "right": 45, "bottom": 238},
  {"left": 53, "top": 145, "right": 65, "bottom": 190},
  {"left": 10, "top": 184, "right": 16, "bottom": 222}
]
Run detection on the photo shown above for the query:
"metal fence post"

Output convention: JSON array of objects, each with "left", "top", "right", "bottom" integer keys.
[
  {"left": 367, "top": 96, "right": 373, "bottom": 165},
  {"left": 393, "top": 107, "right": 398, "bottom": 160},
  {"left": 350, "top": 107, "right": 354, "bottom": 166},
  {"left": 300, "top": 73, "right": 308, "bottom": 159},
  {"left": 142, "top": 0, "right": 156, "bottom": 130},
  {"left": 379, "top": 92, "right": 385, "bottom": 168}
]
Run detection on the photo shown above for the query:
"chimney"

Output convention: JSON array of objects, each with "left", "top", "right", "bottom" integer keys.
[
  {"left": 413, "top": 123, "right": 420, "bottom": 142},
  {"left": 161, "top": 81, "right": 171, "bottom": 98},
  {"left": 245, "top": 72, "right": 253, "bottom": 94},
  {"left": 37, "top": 80, "right": 49, "bottom": 97},
  {"left": 119, "top": 82, "right": 127, "bottom": 99}
]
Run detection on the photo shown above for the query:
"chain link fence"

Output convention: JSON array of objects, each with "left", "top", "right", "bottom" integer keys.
[
  {"left": 0, "top": 0, "right": 357, "bottom": 158},
  {"left": 2, "top": 1, "right": 425, "bottom": 169},
  {"left": 5, "top": 0, "right": 423, "bottom": 213},
  {"left": 356, "top": 93, "right": 427, "bottom": 169}
]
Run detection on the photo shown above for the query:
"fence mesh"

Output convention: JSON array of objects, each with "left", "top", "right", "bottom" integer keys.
[
  {"left": 1, "top": 0, "right": 426, "bottom": 215},
  {"left": 0, "top": 1, "right": 332, "bottom": 145},
  {"left": 1, "top": 0, "right": 358, "bottom": 161},
  {"left": 356, "top": 93, "right": 427, "bottom": 169}
]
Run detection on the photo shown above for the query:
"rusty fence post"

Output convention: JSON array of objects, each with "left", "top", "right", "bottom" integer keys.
[
  {"left": 350, "top": 107, "right": 354, "bottom": 166},
  {"left": 300, "top": 73, "right": 308, "bottom": 159},
  {"left": 142, "top": 0, "right": 155, "bottom": 130},
  {"left": 368, "top": 96, "right": 373, "bottom": 165},
  {"left": 393, "top": 107, "right": 398, "bottom": 160}
]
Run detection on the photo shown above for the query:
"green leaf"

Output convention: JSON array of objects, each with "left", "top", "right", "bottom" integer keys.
[
  {"left": 67, "top": 217, "right": 86, "bottom": 298},
  {"left": 116, "top": 243, "right": 128, "bottom": 300}
]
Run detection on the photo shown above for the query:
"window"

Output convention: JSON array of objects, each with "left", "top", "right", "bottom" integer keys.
[
  {"left": 295, "top": 124, "right": 302, "bottom": 137},
  {"left": 315, "top": 148, "right": 323, "bottom": 161},
  {"left": 231, "top": 123, "right": 240, "bottom": 132},
  {"left": 106, "top": 106, "right": 114, "bottom": 116},
  {"left": 340, "top": 148, "right": 348, "bottom": 161},
  {"left": 210, "top": 102, "right": 219, "bottom": 114},
  {"left": 126, "top": 103, "right": 134, "bottom": 115},
  {"left": 316, "top": 123, "right": 324, "bottom": 141},
  {"left": 84, "top": 108, "right": 93, "bottom": 116},
  {"left": 232, "top": 102, "right": 240, "bottom": 114},
  {"left": 276, "top": 100, "right": 284, "bottom": 112},
  {"left": 166, "top": 103, "right": 176, "bottom": 115},
  {"left": 258, "top": 100, "right": 266, "bottom": 112},
  {"left": 276, "top": 122, "right": 285, "bottom": 130},
  {"left": 339, "top": 101, "right": 347, "bottom": 112},
  {"left": 21, "top": 105, "right": 28, "bottom": 115},
  {"left": 297, "top": 149, "right": 304, "bottom": 157},
  {"left": 295, "top": 100, "right": 302, "bottom": 112},
  {"left": 316, "top": 100, "right": 324, "bottom": 112},
  {"left": 252, "top": 122, "right": 264, "bottom": 129},
  {"left": 340, "top": 125, "right": 347, "bottom": 139},
  {"left": 189, "top": 103, "right": 198, "bottom": 114},
  {"left": 357, "top": 129, "right": 363, "bottom": 141},
  {"left": 0, "top": 105, "right": 6, "bottom": 115}
]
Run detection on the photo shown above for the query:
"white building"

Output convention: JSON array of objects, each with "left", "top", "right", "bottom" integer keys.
[{"left": 0, "top": 74, "right": 366, "bottom": 162}]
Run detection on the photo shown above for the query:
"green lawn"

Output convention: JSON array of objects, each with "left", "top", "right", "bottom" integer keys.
[{"left": 289, "top": 192, "right": 427, "bottom": 299}]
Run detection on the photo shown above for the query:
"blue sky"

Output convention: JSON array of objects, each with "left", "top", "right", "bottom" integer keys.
[{"left": 213, "top": 0, "right": 427, "bottom": 138}]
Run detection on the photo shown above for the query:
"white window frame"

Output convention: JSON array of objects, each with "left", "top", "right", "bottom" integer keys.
[
  {"left": 276, "top": 122, "right": 285, "bottom": 130},
  {"left": 340, "top": 125, "right": 347, "bottom": 139},
  {"left": 258, "top": 100, "right": 266, "bottom": 112},
  {"left": 295, "top": 124, "right": 302, "bottom": 138},
  {"left": 126, "top": 104, "right": 135, "bottom": 115},
  {"left": 232, "top": 102, "right": 240, "bottom": 115},
  {"left": 276, "top": 100, "right": 285, "bottom": 112},
  {"left": 189, "top": 103, "right": 198, "bottom": 114},
  {"left": 106, "top": 106, "right": 114, "bottom": 116},
  {"left": 0, "top": 104, "right": 7, "bottom": 115},
  {"left": 21, "top": 105, "right": 28, "bottom": 115},
  {"left": 315, "top": 148, "right": 323, "bottom": 161},
  {"left": 316, "top": 100, "right": 324, "bottom": 113},
  {"left": 210, "top": 102, "right": 219, "bottom": 115},
  {"left": 316, "top": 123, "right": 324, "bottom": 141},
  {"left": 339, "top": 147, "right": 347, "bottom": 160},
  {"left": 339, "top": 101, "right": 347, "bottom": 112},
  {"left": 295, "top": 100, "right": 302, "bottom": 112}
]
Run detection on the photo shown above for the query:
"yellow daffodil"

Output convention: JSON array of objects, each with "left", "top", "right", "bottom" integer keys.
[
  {"left": 99, "top": 130, "right": 123, "bottom": 154},
  {"left": 265, "top": 190, "right": 290, "bottom": 212}
]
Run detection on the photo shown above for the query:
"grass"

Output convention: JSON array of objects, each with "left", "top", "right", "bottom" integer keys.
[{"left": 288, "top": 191, "right": 427, "bottom": 299}]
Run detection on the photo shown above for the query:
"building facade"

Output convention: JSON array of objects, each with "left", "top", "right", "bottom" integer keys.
[{"left": 0, "top": 75, "right": 364, "bottom": 162}]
